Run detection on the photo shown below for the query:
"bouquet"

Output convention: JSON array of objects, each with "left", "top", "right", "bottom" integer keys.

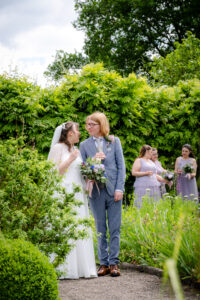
[
  {"left": 162, "top": 171, "right": 174, "bottom": 182},
  {"left": 182, "top": 163, "right": 194, "bottom": 180},
  {"left": 80, "top": 158, "right": 108, "bottom": 196},
  {"left": 182, "top": 163, "right": 194, "bottom": 174}
]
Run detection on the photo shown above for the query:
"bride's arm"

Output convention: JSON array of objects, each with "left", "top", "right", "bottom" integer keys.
[
  {"left": 48, "top": 144, "right": 79, "bottom": 175},
  {"left": 58, "top": 149, "right": 79, "bottom": 175}
]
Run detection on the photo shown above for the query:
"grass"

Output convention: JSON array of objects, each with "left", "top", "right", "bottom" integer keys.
[
  {"left": 90, "top": 194, "right": 200, "bottom": 282},
  {"left": 120, "top": 194, "right": 200, "bottom": 282}
]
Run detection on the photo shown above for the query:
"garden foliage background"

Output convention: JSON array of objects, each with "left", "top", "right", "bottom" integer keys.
[
  {"left": 1, "top": 60, "right": 200, "bottom": 194},
  {"left": 0, "top": 34, "right": 200, "bottom": 285}
]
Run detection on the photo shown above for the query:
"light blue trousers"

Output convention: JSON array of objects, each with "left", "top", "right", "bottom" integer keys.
[{"left": 90, "top": 186, "right": 122, "bottom": 266}]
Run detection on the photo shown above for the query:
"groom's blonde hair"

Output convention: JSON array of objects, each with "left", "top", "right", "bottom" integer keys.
[{"left": 86, "top": 112, "right": 110, "bottom": 136}]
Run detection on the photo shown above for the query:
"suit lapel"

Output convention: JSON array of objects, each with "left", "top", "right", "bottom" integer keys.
[{"left": 103, "top": 138, "right": 115, "bottom": 156}]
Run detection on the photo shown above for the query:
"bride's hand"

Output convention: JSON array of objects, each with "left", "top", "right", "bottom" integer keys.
[
  {"left": 59, "top": 149, "right": 79, "bottom": 175},
  {"left": 70, "top": 149, "right": 79, "bottom": 161}
]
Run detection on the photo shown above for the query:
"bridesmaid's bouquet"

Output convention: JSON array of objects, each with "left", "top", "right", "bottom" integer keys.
[
  {"left": 81, "top": 158, "right": 108, "bottom": 196},
  {"left": 162, "top": 171, "right": 174, "bottom": 188},
  {"left": 162, "top": 171, "right": 174, "bottom": 182},
  {"left": 182, "top": 163, "right": 194, "bottom": 180},
  {"left": 182, "top": 163, "right": 194, "bottom": 174}
]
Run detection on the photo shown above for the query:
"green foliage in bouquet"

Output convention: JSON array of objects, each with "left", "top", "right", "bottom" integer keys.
[
  {"left": 0, "top": 235, "right": 59, "bottom": 300},
  {"left": 182, "top": 163, "right": 194, "bottom": 174},
  {"left": 81, "top": 157, "right": 108, "bottom": 183},
  {"left": 0, "top": 138, "right": 90, "bottom": 267}
]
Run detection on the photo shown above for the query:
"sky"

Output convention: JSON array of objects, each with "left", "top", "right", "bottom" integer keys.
[{"left": 0, "top": 0, "right": 85, "bottom": 87}]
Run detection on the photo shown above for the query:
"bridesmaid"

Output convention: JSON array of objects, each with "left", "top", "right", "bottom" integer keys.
[
  {"left": 175, "top": 144, "right": 198, "bottom": 201},
  {"left": 132, "top": 145, "right": 167, "bottom": 208},
  {"left": 151, "top": 148, "right": 167, "bottom": 195}
]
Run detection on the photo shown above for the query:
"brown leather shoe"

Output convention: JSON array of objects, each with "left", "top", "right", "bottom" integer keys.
[
  {"left": 97, "top": 265, "right": 110, "bottom": 276},
  {"left": 110, "top": 264, "right": 120, "bottom": 277}
]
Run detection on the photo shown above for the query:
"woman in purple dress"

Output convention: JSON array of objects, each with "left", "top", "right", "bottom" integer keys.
[
  {"left": 175, "top": 144, "right": 198, "bottom": 201},
  {"left": 151, "top": 148, "right": 167, "bottom": 196},
  {"left": 132, "top": 145, "right": 167, "bottom": 208}
]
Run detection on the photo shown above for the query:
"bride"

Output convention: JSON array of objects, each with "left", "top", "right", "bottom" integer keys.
[{"left": 48, "top": 121, "right": 97, "bottom": 279}]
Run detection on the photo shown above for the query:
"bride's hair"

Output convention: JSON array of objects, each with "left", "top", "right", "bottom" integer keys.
[
  {"left": 59, "top": 121, "right": 78, "bottom": 151},
  {"left": 86, "top": 111, "right": 110, "bottom": 136}
]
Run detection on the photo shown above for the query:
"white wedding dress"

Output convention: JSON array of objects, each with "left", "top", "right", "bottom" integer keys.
[{"left": 48, "top": 143, "right": 97, "bottom": 279}]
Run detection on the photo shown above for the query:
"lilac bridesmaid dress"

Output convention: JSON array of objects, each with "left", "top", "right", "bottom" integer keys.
[
  {"left": 134, "top": 158, "right": 161, "bottom": 208},
  {"left": 176, "top": 157, "right": 198, "bottom": 201},
  {"left": 154, "top": 160, "right": 166, "bottom": 195}
]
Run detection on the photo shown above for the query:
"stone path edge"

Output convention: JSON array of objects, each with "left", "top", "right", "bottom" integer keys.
[
  {"left": 119, "top": 262, "right": 163, "bottom": 278},
  {"left": 119, "top": 262, "right": 200, "bottom": 291}
]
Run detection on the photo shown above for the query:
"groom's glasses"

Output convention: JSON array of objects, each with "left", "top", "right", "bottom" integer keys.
[{"left": 85, "top": 123, "right": 100, "bottom": 128}]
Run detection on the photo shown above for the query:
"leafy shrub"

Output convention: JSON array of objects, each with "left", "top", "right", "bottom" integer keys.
[
  {"left": 1, "top": 63, "right": 200, "bottom": 193},
  {"left": 120, "top": 195, "right": 200, "bottom": 281},
  {"left": 56, "top": 64, "right": 200, "bottom": 192},
  {"left": 150, "top": 32, "right": 200, "bottom": 86},
  {"left": 0, "top": 74, "right": 41, "bottom": 140},
  {"left": 0, "top": 235, "right": 59, "bottom": 300},
  {"left": 30, "top": 86, "right": 77, "bottom": 153},
  {"left": 0, "top": 74, "right": 76, "bottom": 153},
  {"left": 0, "top": 138, "right": 89, "bottom": 266}
]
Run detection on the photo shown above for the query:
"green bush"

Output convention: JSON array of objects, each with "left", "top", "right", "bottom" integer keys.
[
  {"left": 0, "top": 74, "right": 76, "bottom": 153},
  {"left": 56, "top": 64, "right": 200, "bottom": 192},
  {"left": 1, "top": 63, "right": 200, "bottom": 193},
  {"left": 0, "top": 236, "right": 59, "bottom": 300},
  {"left": 0, "top": 74, "right": 41, "bottom": 140},
  {"left": 0, "top": 138, "right": 89, "bottom": 267}
]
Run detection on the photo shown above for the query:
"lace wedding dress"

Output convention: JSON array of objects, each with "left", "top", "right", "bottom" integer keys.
[{"left": 48, "top": 143, "right": 97, "bottom": 279}]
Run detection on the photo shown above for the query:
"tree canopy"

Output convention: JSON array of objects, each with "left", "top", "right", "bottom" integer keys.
[
  {"left": 44, "top": 50, "right": 89, "bottom": 81},
  {"left": 45, "top": 0, "right": 200, "bottom": 80},
  {"left": 73, "top": 0, "right": 200, "bottom": 75},
  {"left": 150, "top": 32, "right": 200, "bottom": 85}
]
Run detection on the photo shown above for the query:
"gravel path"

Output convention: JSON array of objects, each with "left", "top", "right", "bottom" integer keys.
[{"left": 59, "top": 266, "right": 200, "bottom": 300}]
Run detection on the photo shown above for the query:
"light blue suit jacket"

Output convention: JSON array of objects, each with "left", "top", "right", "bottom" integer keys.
[{"left": 80, "top": 136, "right": 126, "bottom": 196}]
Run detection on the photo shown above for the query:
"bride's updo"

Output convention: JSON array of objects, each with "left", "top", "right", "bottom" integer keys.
[{"left": 59, "top": 121, "right": 78, "bottom": 150}]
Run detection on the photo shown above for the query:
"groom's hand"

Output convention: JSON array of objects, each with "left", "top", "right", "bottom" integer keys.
[
  {"left": 94, "top": 152, "right": 106, "bottom": 160},
  {"left": 114, "top": 191, "right": 123, "bottom": 201}
]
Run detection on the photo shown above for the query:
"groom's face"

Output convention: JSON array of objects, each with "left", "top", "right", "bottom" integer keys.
[{"left": 86, "top": 118, "right": 101, "bottom": 137}]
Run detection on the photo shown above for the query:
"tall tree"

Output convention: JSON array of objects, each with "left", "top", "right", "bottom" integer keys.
[
  {"left": 44, "top": 50, "right": 89, "bottom": 81},
  {"left": 150, "top": 32, "right": 200, "bottom": 85},
  {"left": 73, "top": 0, "right": 200, "bottom": 75}
]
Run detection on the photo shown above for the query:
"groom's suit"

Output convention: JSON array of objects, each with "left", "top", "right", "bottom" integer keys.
[{"left": 80, "top": 136, "right": 126, "bottom": 266}]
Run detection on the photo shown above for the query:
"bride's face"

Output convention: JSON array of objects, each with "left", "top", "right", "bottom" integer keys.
[{"left": 68, "top": 125, "right": 80, "bottom": 144}]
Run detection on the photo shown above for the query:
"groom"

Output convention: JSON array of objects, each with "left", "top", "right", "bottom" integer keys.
[{"left": 80, "top": 112, "right": 126, "bottom": 277}]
